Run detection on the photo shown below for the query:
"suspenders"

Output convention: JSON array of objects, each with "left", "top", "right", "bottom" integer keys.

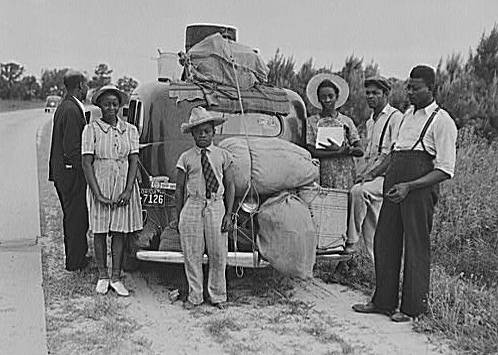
[
  {"left": 410, "top": 107, "right": 440, "bottom": 153},
  {"left": 377, "top": 110, "right": 398, "bottom": 154}
]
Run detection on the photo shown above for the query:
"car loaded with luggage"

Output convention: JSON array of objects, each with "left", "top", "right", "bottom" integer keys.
[{"left": 125, "top": 24, "right": 351, "bottom": 279}]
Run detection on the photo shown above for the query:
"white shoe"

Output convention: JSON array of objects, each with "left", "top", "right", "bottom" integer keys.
[
  {"left": 110, "top": 280, "right": 130, "bottom": 297},
  {"left": 96, "top": 279, "right": 109, "bottom": 295}
]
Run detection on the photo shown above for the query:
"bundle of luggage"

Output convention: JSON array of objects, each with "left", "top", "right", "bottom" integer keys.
[{"left": 184, "top": 33, "right": 269, "bottom": 90}]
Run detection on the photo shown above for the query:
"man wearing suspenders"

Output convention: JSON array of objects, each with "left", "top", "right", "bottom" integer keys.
[
  {"left": 353, "top": 65, "right": 457, "bottom": 322},
  {"left": 345, "top": 76, "right": 402, "bottom": 259}
]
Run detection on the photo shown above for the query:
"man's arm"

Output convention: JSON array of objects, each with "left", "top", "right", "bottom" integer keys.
[
  {"left": 357, "top": 152, "right": 390, "bottom": 183},
  {"left": 62, "top": 106, "right": 85, "bottom": 171},
  {"left": 221, "top": 165, "right": 235, "bottom": 233},
  {"left": 386, "top": 169, "right": 450, "bottom": 204},
  {"left": 365, "top": 151, "right": 392, "bottom": 178}
]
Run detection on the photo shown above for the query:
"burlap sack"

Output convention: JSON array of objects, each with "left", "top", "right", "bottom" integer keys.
[
  {"left": 257, "top": 192, "right": 317, "bottom": 279},
  {"left": 219, "top": 137, "right": 319, "bottom": 197}
]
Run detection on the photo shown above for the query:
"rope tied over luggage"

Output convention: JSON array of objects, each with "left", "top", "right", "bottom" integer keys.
[{"left": 223, "top": 33, "right": 261, "bottom": 276}]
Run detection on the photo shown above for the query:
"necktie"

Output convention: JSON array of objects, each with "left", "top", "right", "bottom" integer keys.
[{"left": 201, "top": 149, "right": 219, "bottom": 198}]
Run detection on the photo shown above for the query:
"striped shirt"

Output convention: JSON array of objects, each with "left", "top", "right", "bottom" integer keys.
[{"left": 81, "top": 118, "right": 143, "bottom": 233}]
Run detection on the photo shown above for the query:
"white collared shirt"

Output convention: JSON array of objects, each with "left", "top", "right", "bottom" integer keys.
[
  {"left": 72, "top": 96, "right": 85, "bottom": 116},
  {"left": 394, "top": 101, "right": 457, "bottom": 177},
  {"left": 364, "top": 104, "right": 403, "bottom": 160}
]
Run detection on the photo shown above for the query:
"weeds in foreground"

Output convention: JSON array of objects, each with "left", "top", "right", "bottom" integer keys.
[
  {"left": 415, "top": 266, "right": 498, "bottom": 354},
  {"left": 205, "top": 315, "right": 243, "bottom": 340},
  {"left": 432, "top": 129, "right": 498, "bottom": 285}
]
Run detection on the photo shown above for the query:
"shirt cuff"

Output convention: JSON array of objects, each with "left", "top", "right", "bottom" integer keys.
[{"left": 434, "top": 165, "right": 454, "bottom": 178}]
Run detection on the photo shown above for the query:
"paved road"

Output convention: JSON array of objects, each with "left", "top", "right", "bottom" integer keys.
[
  {"left": 0, "top": 109, "right": 50, "bottom": 245},
  {"left": 0, "top": 108, "right": 50, "bottom": 354}
]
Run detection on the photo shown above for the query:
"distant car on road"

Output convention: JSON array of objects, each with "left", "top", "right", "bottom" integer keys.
[{"left": 44, "top": 95, "right": 62, "bottom": 113}]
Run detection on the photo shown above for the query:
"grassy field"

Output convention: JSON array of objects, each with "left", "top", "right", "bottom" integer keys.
[
  {"left": 419, "top": 128, "right": 498, "bottom": 354},
  {"left": 0, "top": 99, "right": 44, "bottom": 113}
]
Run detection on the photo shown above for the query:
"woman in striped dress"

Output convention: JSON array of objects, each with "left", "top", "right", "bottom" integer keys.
[{"left": 82, "top": 85, "right": 143, "bottom": 296}]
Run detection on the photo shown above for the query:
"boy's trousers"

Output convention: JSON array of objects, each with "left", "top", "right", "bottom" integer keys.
[{"left": 179, "top": 196, "right": 227, "bottom": 305}]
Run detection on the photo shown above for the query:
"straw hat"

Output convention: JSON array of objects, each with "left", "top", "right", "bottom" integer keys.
[
  {"left": 306, "top": 73, "right": 349, "bottom": 109},
  {"left": 91, "top": 85, "right": 128, "bottom": 106},
  {"left": 181, "top": 106, "right": 226, "bottom": 134}
]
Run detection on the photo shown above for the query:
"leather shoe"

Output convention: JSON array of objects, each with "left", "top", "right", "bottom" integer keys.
[
  {"left": 352, "top": 302, "right": 393, "bottom": 316},
  {"left": 183, "top": 300, "right": 201, "bottom": 310},
  {"left": 66, "top": 256, "right": 92, "bottom": 271},
  {"left": 390, "top": 312, "right": 413, "bottom": 322}
]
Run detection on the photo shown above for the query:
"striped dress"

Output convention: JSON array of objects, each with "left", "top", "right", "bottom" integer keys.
[{"left": 82, "top": 118, "right": 143, "bottom": 234}]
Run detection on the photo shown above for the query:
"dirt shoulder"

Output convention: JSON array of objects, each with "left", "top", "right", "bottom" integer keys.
[{"left": 37, "top": 120, "right": 448, "bottom": 354}]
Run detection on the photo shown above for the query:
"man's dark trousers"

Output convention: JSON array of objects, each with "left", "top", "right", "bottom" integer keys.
[
  {"left": 54, "top": 170, "right": 88, "bottom": 271},
  {"left": 372, "top": 150, "right": 436, "bottom": 317}
]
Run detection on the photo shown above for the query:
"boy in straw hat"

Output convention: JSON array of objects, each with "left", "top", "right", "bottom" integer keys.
[{"left": 175, "top": 106, "right": 235, "bottom": 310}]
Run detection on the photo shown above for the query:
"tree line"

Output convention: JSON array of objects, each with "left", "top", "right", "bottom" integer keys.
[
  {"left": 0, "top": 63, "right": 138, "bottom": 100},
  {"left": 267, "top": 25, "right": 498, "bottom": 136}
]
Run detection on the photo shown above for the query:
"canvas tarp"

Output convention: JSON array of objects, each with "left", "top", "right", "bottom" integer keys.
[{"left": 186, "top": 33, "right": 269, "bottom": 90}]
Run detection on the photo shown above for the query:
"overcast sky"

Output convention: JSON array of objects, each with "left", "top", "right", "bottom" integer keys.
[{"left": 1, "top": 0, "right": 498, "bottom": 84}]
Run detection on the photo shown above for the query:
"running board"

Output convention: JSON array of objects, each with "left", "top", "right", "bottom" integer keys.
[
  {"left": 136, "top": 250, "right": 270, "bottom": 268},
  {"left": 136, "top": 250, "right": 352, "bottom": 268}
]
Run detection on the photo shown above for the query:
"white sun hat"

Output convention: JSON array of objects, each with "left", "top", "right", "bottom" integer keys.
[
  {"left": 306, "top": 73, "right": 350, "bottom": 109},
  {"left": 91, "top": 85, "right": 128, "bottom": 107}
]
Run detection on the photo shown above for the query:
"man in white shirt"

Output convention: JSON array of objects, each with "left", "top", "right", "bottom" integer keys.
[
  {"left": 345, "top": 76, "right": 402, "bottom": 259},
  {"left": 353, "top": 65, "right": 457, "bottom": 322}
]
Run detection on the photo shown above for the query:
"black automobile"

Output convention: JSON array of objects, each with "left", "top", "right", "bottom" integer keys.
[{"left": 44, "top": 95, "right": 62, "bottom": 113}]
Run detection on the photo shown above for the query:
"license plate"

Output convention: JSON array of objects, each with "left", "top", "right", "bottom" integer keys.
[{"left": 140, "top": 188, "right": 169, "bottom": 207}]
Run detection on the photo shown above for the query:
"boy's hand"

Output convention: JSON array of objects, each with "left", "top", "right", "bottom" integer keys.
[
  {"left": 221, "top": 214, "right": 232, "bottom": 233},
  {"left": 169, "top": 219, "right": 179, "bottom": 233}
]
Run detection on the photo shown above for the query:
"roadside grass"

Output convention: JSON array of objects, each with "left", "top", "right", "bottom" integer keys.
[
  {"left": 205, "top": 315, "right": 243, "bottom": 340},
  {"left": 302, "top": 318, "right": 354, "bottom": 353},
  {"left": 0, "top": 98, "right": 43, "bottom": 113},
  {"left": 415, "top": 266, "right": 498, "bottom": 354},
  {"left": 423, "top": 128, "right": 498, "bottom": 354}
]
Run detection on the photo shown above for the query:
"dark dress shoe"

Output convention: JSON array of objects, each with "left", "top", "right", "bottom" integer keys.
[
  {"left": 66, "top": 256, "right": 92, "bottom": 271},
  {"left": 390, "top": 312, "right": 413, "bottom": 322},
  {"left": 352, "top": 302, "right": 393, "bottom": 316}
]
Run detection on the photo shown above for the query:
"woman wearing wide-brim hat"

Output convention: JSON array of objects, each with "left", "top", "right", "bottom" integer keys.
[
  {"left": 82, "top": 85, "right": 142, "bottom": 297},
  {"left": 305, "top": 73, "right": 363, "bottom": 189}
]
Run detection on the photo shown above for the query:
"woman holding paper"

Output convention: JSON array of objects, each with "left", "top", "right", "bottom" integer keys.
[{"left": 305, "top": 73, "right": 363, "bottom": 189}]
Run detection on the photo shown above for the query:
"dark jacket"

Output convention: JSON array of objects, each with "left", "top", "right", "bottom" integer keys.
[{"left": 48, "top": 95, "right": 87, "bottom": 182}]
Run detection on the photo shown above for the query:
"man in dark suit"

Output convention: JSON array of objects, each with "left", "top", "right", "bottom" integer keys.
[{"left": 49, "top": 70, "right": 90, "bottom": 271}]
